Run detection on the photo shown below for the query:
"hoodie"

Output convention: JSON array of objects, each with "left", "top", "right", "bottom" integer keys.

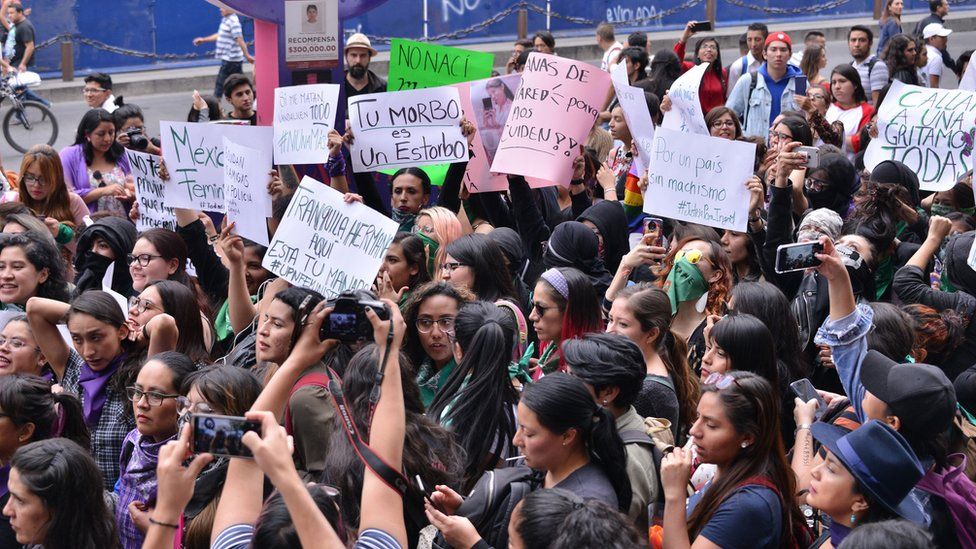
[
  {"left": 759, "top": 62, "right": 804, "bottom": 125},
  {"left": 73, "top": 217, "right": 137, "bottom": 297}
]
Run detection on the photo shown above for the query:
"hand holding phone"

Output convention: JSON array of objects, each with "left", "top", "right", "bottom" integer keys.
[
  {"left": 791, "top": 378, "right": 826, "bottom": 421},
  {"left": 690, "top": 20, "right": 713, "bottom": 32},
  {"left": 794, "top": 75, "right": 808, "bottom": 97},
  {"left": 775, "top": 242, "right": 823, "bottom": 273},
  {"left": 796, "top": 145, "right": 820, "bottom": 169},
  {"left": 191, "top": 413, "right": 261, "bottom": 459}
]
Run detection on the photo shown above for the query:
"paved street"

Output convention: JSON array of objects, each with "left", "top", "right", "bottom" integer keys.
[{"left": 5, "top": 27, "right": 976, "bottom": 170}]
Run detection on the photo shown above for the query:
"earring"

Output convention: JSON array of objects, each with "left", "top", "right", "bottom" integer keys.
[
  {"left": 601, "top": 399, "right": 608, "bottom": 406},
  {"left": 695, "top": 292, "right": 709, "bottom": 313},
  {"left": 740, "top": 442, "right": 748, "bottom": 448},
  {"left": 850, "top": 513, "right": 856, "bottom": 525}
]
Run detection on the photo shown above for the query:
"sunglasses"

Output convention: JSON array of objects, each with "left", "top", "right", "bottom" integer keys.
[{"left": 703, "top": 372, "right": 743, "bottom": 391}]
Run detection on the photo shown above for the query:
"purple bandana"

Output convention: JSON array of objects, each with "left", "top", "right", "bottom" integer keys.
[{"left": 79, "top": 353, "right": 125, "bottom": 428}]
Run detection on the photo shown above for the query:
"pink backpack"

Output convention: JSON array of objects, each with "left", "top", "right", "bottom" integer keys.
[{"left": 916, "top": 454, "right": 976, "bottom": 547}]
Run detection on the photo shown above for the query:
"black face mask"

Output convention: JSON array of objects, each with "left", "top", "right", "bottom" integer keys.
[
  {"left": 847, "top": 263, "right": 876, "bottom": 300},
  {"left": 80, "top": 250, "right": 113, "bottom": 271}
]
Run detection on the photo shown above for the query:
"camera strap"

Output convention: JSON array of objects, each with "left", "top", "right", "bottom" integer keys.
[
  {"left": 365, "top": 318, "right": 395, "bottom": 433},
  {"left": 323, "top": 357, "right": 427, "bottom": 530}
]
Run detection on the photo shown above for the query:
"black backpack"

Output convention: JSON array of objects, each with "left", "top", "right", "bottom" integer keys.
[{"left": 440, "top": 465, "right": 543, "bottom": 548}]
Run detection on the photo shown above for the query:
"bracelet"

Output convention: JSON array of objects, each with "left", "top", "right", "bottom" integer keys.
[
  {"left": 326, "top": 154, "right": 346, "bottom": 178},
  {"left": 570, "top": 178, "right": 585, "bottom": 186},
  {"left": 148, "top": 517, "right": 179, "bottom": 529},
  {"left": 795, "top": 423, "right": 812, "bottom": 434}
]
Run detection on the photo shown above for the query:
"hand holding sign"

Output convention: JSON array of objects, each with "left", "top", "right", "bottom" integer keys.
[{"left": 273, "top": 84, "right": 341, "bottom": 165}]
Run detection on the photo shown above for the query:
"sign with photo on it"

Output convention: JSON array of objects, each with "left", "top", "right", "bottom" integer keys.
[{"left": 284, "top": 0, "right": 339, "bottom": 69}]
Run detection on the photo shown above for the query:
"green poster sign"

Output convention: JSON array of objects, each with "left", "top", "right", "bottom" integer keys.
[{"left": 388, "top": 38, "right": 495, "bottom": 90}]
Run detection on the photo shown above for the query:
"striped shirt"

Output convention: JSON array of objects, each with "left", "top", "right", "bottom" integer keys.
[
  {"left": 215, "top": 14, "right": 244, "bottom": 62},
  {"left": 212, "top": 525, "right": 401, "bottom": 549}
]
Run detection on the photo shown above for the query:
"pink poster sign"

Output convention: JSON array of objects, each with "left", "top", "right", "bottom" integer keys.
[{"left": 454, "top": 81, "right": 509, "bottom": 193}]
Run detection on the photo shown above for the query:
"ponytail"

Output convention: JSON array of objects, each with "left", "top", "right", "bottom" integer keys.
[
  {"left": 428, "top": 301, "right": 519, "bottom": 491},
  {"left": 521, "top": 373, "right": 632, "bottom": 512},
  {"left": 51, "top": 391, "right": 91, "bottom": 450}
]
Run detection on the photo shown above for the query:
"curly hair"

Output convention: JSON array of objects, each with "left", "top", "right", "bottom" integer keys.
[
  {"left": 902, "top": 303, "right": 967, "bottom": 366},
  {"left": 656, "top": 237, "right": 732, "bottom": 316}
]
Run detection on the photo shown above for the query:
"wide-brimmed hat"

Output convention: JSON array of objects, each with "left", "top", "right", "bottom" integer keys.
[{"left": 345, "top": 33, "right": 377, "bottom": 56}]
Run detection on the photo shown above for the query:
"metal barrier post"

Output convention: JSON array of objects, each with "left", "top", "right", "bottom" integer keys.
[
  {"left": 706, "top": 0, "right": 716, "bottom": 25},
  {"left": 61, "top": 38, "right": 73, "bottom": 82},
  {"left": 517, "top": 8, "right": 527, "bottom": 39},
  {"left": 873, "top": 0, "right": 883, "bottom": 19}
]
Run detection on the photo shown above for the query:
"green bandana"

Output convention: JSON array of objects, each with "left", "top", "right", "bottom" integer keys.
[
  {"left": 416, "top": 232, "right": 440, "bottom": 276},
  {"left": 664, "top": 258, "right": 708, "bottom": 315},
  {"left": 931, "top": 203, "right": 953, "bottom": 217}
]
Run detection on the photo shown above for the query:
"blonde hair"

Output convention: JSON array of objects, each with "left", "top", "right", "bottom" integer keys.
[{"left": 418, "top": 206, "right": 462, "bottom": 275}]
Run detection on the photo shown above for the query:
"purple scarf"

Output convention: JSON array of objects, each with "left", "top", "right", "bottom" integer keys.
[
  {"left": 79, "top": 353, "right": 125, "bottom": 428},
  {"left": 116, "top": 429, "right": 174, "bottom": 549}
]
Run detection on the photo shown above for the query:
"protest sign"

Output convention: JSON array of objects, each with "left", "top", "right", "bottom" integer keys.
[
  {"left": 348, "top": 87, "right": 467, "bottom": 172},
  {"left": 661, "top": 62, "right": 709, "bottom": 135},
  {"left": 273, "top": 83, "right": 341, "bottom": 164},
  {"left": 611, "top": 63, "right": 655, "bottom": 174},
  {"left": 127, "top": 150, "right": 176, "bottom": 232},
  {"left": 284, "top": 0, "right": 339, "bottom": 69},
  {"left": 490, "top": 53, "right": 611, "bottom": 186},
  {"left": 864, "top": 80, "right": 976, "bottom": 191},
  {"left": 223, "top": 138, "right": 272, "bottom": 246},
  {"left": 455, "top": 81, "right": 508, "bottom": 193},
  {"left": 470, "top": 73, "right": 521, "bottom": 164},
  {"left": 387, "top": 38, "right": 494, "bottom": 90},
  {"left": 160, "top": 122, "right": 273, "bottom": 212},
  {"left": 643, "top": 127, "right": 756, "bottom": 232},
  {"left": 961, "top": 56, "right": 976, "bottom": 92},
  {"left": 263, "top": 176, "right": 397, "bottom": 298},
  {"left": 102, "top": 262, "right": 128, "bottom": 318}
]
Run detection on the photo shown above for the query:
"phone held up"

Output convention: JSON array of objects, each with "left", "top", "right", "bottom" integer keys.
[
  {"left": 690, "top": 20, "right": 714, "bottom": 32},
  {"left": 191, "top": 413, "right": 261, "bottom": 459},
  {"left": 775, "top": 241, "right": 823, "bottom": 273}
]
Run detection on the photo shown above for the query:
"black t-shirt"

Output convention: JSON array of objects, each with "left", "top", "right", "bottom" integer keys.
[{"left": 7, "top": 19, "right": 35, "bottom": 67}]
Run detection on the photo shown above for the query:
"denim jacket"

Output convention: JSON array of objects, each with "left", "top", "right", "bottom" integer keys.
[
  {"left": 726, "top": 67, "right": 801, "bottom": 140},
  {"left": 813, "top": 304, "right": 874, "bottom": 421}
]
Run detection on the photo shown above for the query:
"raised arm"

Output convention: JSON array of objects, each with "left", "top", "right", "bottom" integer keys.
[
  {"left": 25, "top": 297, "right": 71, "bottom": 379},
  {"left": 144, "top": 313, "right": 178, "bottom": 357},
  {"left": 216, "top": 225, "right": 257, "bottom": 333}
]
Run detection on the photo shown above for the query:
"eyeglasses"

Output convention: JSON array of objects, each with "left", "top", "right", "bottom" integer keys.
[
  {"left": 416, "top": 317, "right": 455, "bottom": 334},
  {"left": 698, "top": 43, "right": 718, "bottom": 51},
  {"left": 128, "top": 296, "right": 159, "bottom": 315},
  {"left": 440, "top": 262, "right": 468, "bottom": 273},
  {"left": 768, "top": 130, "right": 792, "bottom": 142},
  {"left": 126, "top": 253, "right": 163, "bottom": 267},
  {"left": 22, "top": 174, "right": 47, "bottom": 188},
  {"left": 804, "top": 176, "right": 830, "bottom": 193},
  {"left": 413, "top": 224, "right": 435, "bottom": 235},
  {"left": 710, "top": 119, "right": 737, "bottom": 129},
  {"left": 703, "top": 372, "right": 744, "bottom": 391},
  {"left": 83, "top": 87, "right": 107, "bottom": 95},
  {"left": 0, "top": 336, "right": 38, "bottom": 351},
  {"left": 809, "top": 93, "right": 828, "bottom": 103},
  {"left": 176, "top": 397, "right": 212, "bottom": 416},
  {"left": 126, "top": 386, "right": 181, "bottom": 407}
]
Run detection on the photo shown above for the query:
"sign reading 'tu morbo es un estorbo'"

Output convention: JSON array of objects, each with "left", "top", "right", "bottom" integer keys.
[{"left": 864, "top": 80, "right": 976, "bottom": 191}]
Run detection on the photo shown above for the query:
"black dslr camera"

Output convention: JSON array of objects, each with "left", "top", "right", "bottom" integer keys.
[
  {"left": 320, "top": 291, "right": 390, "bottom": 342},
  {"left": 125, "top": 128, "right": 149, "bottom": 150}
]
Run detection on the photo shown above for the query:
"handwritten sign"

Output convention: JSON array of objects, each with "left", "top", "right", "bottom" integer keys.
[
  {"left": 273, "top": 83, "right": 341, "bottom": 165},
  {"left": 661, "top": 62, "right": 709, "bottom": 135},
  {"left": 611, "top": 63, "right": 655, "bottom": 174},
  {"left": 490, "top": 53, "right": 611, "bottom": 185},
  {"left": 223, "top": 138, "right": 272, "bottom": 246},
  {"left": 263, "top": 176, "right": 397, "bottom": 298},
  {"left": 348, "top": 87, "right": 467, "bottom": 172},
  {"left": 160, "top": 122, "right": 273, "bottom": 212},
  {"left": 127, "top": 150, "right": 175, "bottom": 232},
  {"left": 388, "top": 38, "right": 494, "bottom": 90},
  {"left": 864, "top": 80, "right": 976, "bottom": 191},
  {"left": 643, "top": 127, "right": 756, "bottom": 232}
]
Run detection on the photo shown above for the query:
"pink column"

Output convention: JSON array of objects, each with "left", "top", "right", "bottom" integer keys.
[{"left": 253, "top": 19, "right": 279, "bottom": 126}]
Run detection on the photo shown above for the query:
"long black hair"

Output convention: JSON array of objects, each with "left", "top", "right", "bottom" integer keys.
[
  {"left": 73, "top": 108, "right": 126, "bottom": 165},
  {"left": 10, "top": 439, "right": 119, "bottom": 549},
  {"left": 646, "top": 49, "right": 682, "bottom": 100},
  {"left": 520, "top": 373, "right": 632, "bottom": 512},
  {"left": 427, "top": 301, "right": 519, "bottom": 491},
  {"left": 444, "top": 234, "right": 516, "bottom": 302},
  {"left": 391, "top": 232, "right": 432, "bottom": 290},
  {"left": 710, "top": 313, "right": 782, "bottom": 391},
  {"left": 67, "top": 291, "right": 137, "bottom": 393},
  {"left": 0, "top": 374, "right": 89, "bottom": 450},
  {"left": 695, "top": 37, "right": 725, "bottom": 91},
  {"left": 731, "top": 282, "right": 806, "bottom": 380},
  {"left": 146, "top": 280, "right": 210, "bottom": 364},
  {"left": 0, "top": 231, "right": 70, "bottom": 303},
  {"left": 830, "top": 63, "right": 868, "bottom": 104},
  {"left": 561, "top": 333, "right": 645, "bottom": 409},
  {"left": 402, "top": 282, "right": 472, "bottom": 369}
]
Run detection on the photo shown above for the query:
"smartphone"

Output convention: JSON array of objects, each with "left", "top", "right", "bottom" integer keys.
[
  {"left": 775, "top": 241, "right": 823, "bottom": 273},
  {"left": 796, "top": 145, "right": 820, "bottom": 169},
  {"left": 191, "top": 413, "right": 261, "bottom": 458},
  {"left": 690, "top": 20, "right": 713, "bottom": 32},
  {"left": 790, "top": 378, "right": 826, "bottom": 420},
  {"left": 643, "top": 217, "right": 664, "bottom": 247},
  {"left": 481, "top": 97, "right": 493, "bottom": 111},
  {"left": 794, "top": 75, "right": 808, "bottom": 96}
]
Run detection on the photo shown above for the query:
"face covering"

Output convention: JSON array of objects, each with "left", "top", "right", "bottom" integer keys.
[
  {"left": 664, "top": 258, "right": 708, "bottom": 315},
  {"left": 931, "top": 203, "right": 953, "bottom": 217},
  {"left": 416, "top": 232, "right": 440, "bottom": 275},
  {"left": 391, "top": 209, "right": 417, "bottom": 230}
]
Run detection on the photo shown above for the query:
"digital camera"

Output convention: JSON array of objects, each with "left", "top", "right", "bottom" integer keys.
[
  {"left": 125, "top": 128, "right": 149, "bottom": 150},
  {"left": 320, "top": 291, "right": 390, "bottom": 342}
]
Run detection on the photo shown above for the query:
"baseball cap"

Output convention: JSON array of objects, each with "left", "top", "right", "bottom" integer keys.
[
  {"left": 923, "top": 23, "right": 953, "bottom": 39},
  {"left": 764, "top": 31, "right": 792, "bottom": 50},
  {"left": 345, "top": 33, "right": 378, "bottom": 56},
  {"left": 859, "top": 350, "right": 956, "bottom": 437}
]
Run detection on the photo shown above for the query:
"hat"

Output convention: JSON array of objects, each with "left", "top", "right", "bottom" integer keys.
[
  {"left": 923, "top": 23, "right": 953, "bottom": 39},
  {"left": 764, "top": 31, "right": 792, "bottom": 50},
  {"left": 811, "top": 421, "right": 925, "bottom": 523},
  {"left": 345, "top": 33, "right": 377, "bottom": 56},
  {"left": 859, "top": 350, "right": 956, "bottom": 437},
  {"left": 798, "top": 208, "right": 843, "bottom": 240}
]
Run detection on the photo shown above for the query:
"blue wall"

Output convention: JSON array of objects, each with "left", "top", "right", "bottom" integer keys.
[{"left": 25, "top": 0, "right": 976, "bottom": 75}]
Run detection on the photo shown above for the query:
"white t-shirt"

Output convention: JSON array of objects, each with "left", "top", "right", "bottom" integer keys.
[
  {"left": 925, "top": 44, "right": 945, "bottom": 86},
  {"left": 602, "top": 41, "right": 623, "bottom": 72}
]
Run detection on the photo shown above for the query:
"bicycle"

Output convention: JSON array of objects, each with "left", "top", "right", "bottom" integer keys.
[{"left": 0, "top": 71, "right": 58, "bottom": 154}]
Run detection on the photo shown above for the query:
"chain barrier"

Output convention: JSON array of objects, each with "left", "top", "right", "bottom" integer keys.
[
  {"left": 719, "top": 0, "right": 855, "bottom": 15},
  {"left": 523, "top": 0, "right": 704, "bottom": 25},
  {"left": 33, "top": 32, "right": 253, "bottom": 61}
]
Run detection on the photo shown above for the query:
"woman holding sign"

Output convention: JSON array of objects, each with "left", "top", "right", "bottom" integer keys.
[{"left": 675, "top": 21, "right": 728, "bottom": 114}]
